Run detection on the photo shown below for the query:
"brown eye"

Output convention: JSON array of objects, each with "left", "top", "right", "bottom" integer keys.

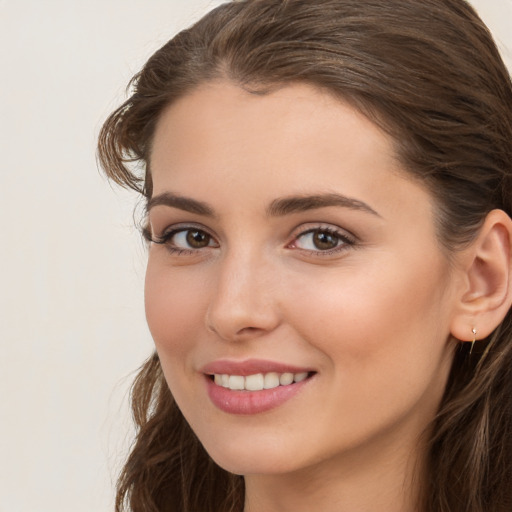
[
  {"left": 312, "top": 230, "right": 339, "bottom": 250},
  {"left": 154, "top": 227, "right": 217, "bottom": 252},
  {"left": 186, "top": 229, "right": 212, "bottom": 248},
  {"left": 293, "top": 227, "right": 354, "bottom": 253}
]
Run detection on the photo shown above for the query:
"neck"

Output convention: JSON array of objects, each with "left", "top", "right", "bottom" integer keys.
[{"left": 243, "top": 424, "right": 428, "bottom": 512}]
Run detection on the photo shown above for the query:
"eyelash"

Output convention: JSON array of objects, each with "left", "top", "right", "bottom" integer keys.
[
  {"left": 147, "top": 224, "right": 356, "bottom": 257},
  {"left": 147, "top": 224, "right": 217, "bottom": 256},
  {"left": 288, "top": 225, "right": 356, "bottom": 256}
]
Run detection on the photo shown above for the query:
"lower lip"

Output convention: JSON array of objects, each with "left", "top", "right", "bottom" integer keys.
[{"left": 205, "top": 375, "right": 312, "bottom": 415}]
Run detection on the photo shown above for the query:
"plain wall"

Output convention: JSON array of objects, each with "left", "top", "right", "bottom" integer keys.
[{"left": 0, "top": 1, "right": 510, "bottom": 511}]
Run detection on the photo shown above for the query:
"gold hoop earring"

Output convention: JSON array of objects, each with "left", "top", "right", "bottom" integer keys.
[{"left": 470, "top": 327, "right": 477, "bottom": 354}]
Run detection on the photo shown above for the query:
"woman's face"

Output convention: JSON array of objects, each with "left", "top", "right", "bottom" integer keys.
[{"left": 146, "top": 82, "right": 460, "bottom": 476}]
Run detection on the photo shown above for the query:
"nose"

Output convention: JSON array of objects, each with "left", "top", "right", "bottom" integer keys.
[{"left": 205, "top": 249, "right": 281, "bottom": 342}]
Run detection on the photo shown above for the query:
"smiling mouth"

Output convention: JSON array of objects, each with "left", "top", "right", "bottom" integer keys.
[{"left": 209, "top": 371, "right": 315, "bottom": 391}]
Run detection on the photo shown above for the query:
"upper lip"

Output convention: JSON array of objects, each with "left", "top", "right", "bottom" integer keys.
[{"left": 200, "top": 358, "right": 314, "bottom": 376}]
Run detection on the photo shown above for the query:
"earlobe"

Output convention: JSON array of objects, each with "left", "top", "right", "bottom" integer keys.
[{"left": 450, "top": 209, "right": 512, "bottom": 344}]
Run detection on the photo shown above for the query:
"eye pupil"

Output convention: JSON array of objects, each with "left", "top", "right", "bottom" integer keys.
[
  {"left": 186, "top": 230, "right": 210, "bottom": 248},
  {"left": 313, "top": 231, "right": 338, "bottom": 250}
]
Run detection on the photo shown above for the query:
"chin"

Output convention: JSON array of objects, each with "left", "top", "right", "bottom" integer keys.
[
  {"left": 210, "top": 453, "right": 300, "bottom": 477},
  {"left": 198, "top": 430, "right": 307, "bottom": 476}
]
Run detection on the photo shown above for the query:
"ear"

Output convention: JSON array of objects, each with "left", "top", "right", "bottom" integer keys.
[{"left": 450, "top": 209, "right": 512, "bottom": 343}]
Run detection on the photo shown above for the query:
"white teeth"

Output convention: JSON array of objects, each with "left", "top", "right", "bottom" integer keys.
[
  {"left": 263, "top": 372, "right": 280, "bottom": 389},
  {"left": 293, "top": 372, "right": 308, "bottom": 383},
  {"left": 228, "top": 375, "right": 245, "bottom": 390},
  {"left": 245, "top": 373, "right": 264, "bottom": 391},
  {"left": 213, "top": 371, "right": 310, "bottom": 391},
  {"left": 279, "top": 372, "right": 294, "bottom": 385}
]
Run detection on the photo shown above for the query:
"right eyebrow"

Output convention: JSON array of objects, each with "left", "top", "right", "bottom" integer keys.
[
  {"left": 146, "top": 191, "right": 381, "bottom": 219},
  {"left": 147, "top": 192, "right": 215, "bottom": 216},
  {"left": 266, "top": 193, "right": 381, "bottom": 218}
]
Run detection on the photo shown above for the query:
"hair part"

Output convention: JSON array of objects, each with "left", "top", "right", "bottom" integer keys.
[{"left": 97, "top": 1, "right": 512, "bottom": 510}]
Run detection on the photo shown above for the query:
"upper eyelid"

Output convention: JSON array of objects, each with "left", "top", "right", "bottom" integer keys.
[
  {"left": 150, "top": 226, "right": 219, "bottom": 253},
  {"left": 290, "top": 223, "right": 357, "bottom": 241},
  {"left": 148, "top": 221, "right": 356, "bottom": 246},
  {"left": 150, "top": 222, "right": 216, "bottom": 240}
]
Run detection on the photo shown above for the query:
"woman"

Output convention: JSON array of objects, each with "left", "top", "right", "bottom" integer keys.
[{"left": 98, "top": 0, "right": 512, "bottom": 511}]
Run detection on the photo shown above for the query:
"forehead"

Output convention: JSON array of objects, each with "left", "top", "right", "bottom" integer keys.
[
  {"left": 149, "top": 81, "right": 432, "bottom": 223},
  {"left": 152, "top": 82, "right": 394, "bottom": 174}
]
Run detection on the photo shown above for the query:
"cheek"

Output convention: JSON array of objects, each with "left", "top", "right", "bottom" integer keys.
[
  {"left": 284, "top": 251, "right": 451, "bottom": 377},
  {"left": 279, "top": 256, "right": 453, "bottom": 449},
  {"left": 144, "top": 258, "right": 208, "bottom": 359}
]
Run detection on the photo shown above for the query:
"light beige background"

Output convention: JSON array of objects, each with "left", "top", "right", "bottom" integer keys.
[{"left": 0, "top": 1, "right": 510, "bottom": 511}]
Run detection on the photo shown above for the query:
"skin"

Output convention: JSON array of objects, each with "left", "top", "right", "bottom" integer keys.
[{"left": 145, "top": 81, "right": 465, "bottom": 512}]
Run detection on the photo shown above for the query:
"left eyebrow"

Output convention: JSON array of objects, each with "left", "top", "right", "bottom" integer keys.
[
  {"left": 266, "top": 193, "right": 381, "bottom": 218},
  {"left": 147, "top": 192, "right": 215, "bottom": 216},
  {"left": 146, "top": 191, "right": 381, "bottom": 218}
]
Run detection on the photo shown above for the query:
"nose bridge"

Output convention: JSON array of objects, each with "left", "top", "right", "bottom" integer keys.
[{"left": 206, "top": 243, "right": 279, "bottom": 340}]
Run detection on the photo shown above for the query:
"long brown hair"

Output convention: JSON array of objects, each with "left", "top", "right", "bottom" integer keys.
[{"left": 97, "top": 1, "right": 512, "bottom": 510}]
